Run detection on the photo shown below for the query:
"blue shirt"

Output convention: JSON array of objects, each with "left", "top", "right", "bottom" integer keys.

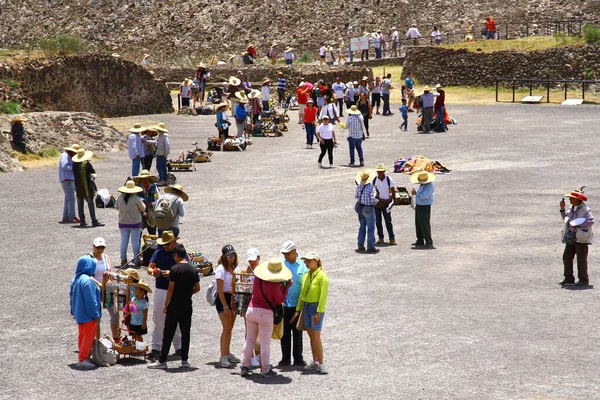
[
  {"left": 235, "top": 104, "right": 247, "bottom": 119},
  {"left": 277, "top": 77, "right": 287, "bottom": 91},
  {"left": 58, "top": 152, "right": 74, "bottom": 182},
  {"left": 282, "top": 258, "right": 308, "bottom": 307},
  {"left": 405, "top": 77, "right": 414, "bottom": 90},
  {"left": 150, "top": 247, "right": 177, "bottom": 290},
  {"left": 416, "top": 183, "right": 435, "bottom": 206},
  {"left": 130, "top": 297, "right": 148, "bottom": 325},
  {"left": 356, "top": 183, "right": 377, "bottom": 206},
  {"left": 400, "top": 104, "right": 408, "bottom": 117}
]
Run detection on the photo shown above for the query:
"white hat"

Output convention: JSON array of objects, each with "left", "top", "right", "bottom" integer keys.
[
  {"left": 247, "top": 248, "right": 260, "bottom": 262},
  {"left": 280, "top": 240, "right": 297, "bottom": 253},
  {"left": 93, "top": 237, "right": 106, "bottom": 247}
]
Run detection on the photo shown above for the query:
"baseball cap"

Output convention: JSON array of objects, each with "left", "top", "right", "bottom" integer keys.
[
  {"left": 301, "top": 251, "right": 320, "bottom": 261},
  {"left": 280, "top": 240, "right": 297, "bottom": 253},
  {"left": 93, "top": 237, "right": 106, "bottom": 247},
  {"left": 221, "top": 244, "right": 236, "bottom": 257},
  {"left": 247, "top": 248, "right": 260, "bottom": 262}
]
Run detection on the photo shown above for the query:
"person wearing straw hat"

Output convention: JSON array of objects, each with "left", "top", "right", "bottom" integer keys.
[
  {"left": 128, "top": 279, "right": 152, "bottom": 343},
  {"left": 194, "top": 64, "right": 210, "bottom": 105},
  {"left": 276, "top": 71, "right": 287, "bottom": 106},
  {"left": 134, "top": 169, "right": 159, "bottom": 235},
  {"left": 141, "top": 126, "right": 158, "bottom": 171},
  {"left": 89, "top": 237, "right": 119, "bottom": 341},
  {"left": 128, "top": 123, "right": 146, "bottom": 177},
  {"left": 215, "top": 103, "right": 231, "bottom": 143},
  {"left": 373, "top": 163, "right": 397, "bottom": 245},
  {"left": 58, "top": 144, "right": 81, "bottom": 224},
  {"left": 116, "top": 180, "right": 146, "bottom": 267},
  {"left": 153, "top": 122, "right": 170, "bottom": 186},
  {"left": 355, "top": 170, "right": 379, "bottom": 253},
  {"left": 180, "top": 78, "right": 193, "bottom": 108},
  {"left": 284, "top": 47, "right": 295, "bottom": 65},
  {"left": 261, "top": 78, "right": 271, "bottom": 112},
  {"left": 410, "top": 171, "right": 436, "bottom": 249},
  {"left": 148, "top": 244, "right": 199, "bottom": 369},
  {"left": 559, "top": 188, "right": 594, "bottom": 286},
  {"left": 420, "top": 86, "right": 436, "bottom": 133},
  {"left": 73, "top": 148, "right": 104, "bottom": 227},
  {"left": 325, "top": 46, "right": 336, "bottom": 65},
  {"left": 234, "top": 92, "right": 248, "bottom": 138},
  {"left": 155, "top": 183, "right": 187, "bottom": 238},
  {"left": 290, "top": 251, "right": 329, "bottom": 374},
  {"left": 241, "top": 49, "right": 254, "bottom": 65},
  {"left": 247, "top": 89, "right": 262, "bottom": 124},
  {"left": 9, "top": 115, "right": 28, "bottom": 153},
  {"left": 267, "top": 43, "right": 278, "bottom": 64},
  {"left": 345, "top": 105, "right": 366, "bottom": 167},
  {"left": 239, "top": 258, "right": 292, "bottom": 378},
  {"left": 372, "top": 32, "right": 382, "bottom": 59}
]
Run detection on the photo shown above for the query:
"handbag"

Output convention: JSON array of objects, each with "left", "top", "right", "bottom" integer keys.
[
  {"left": 259, "top": 280, "right": 284, "bottom": 325},
  {"left": 296, "top": 309, "right": 305, "bottom": 331},
  {"left": 272, "top": 320, "right": 284, "bottom": 340}
]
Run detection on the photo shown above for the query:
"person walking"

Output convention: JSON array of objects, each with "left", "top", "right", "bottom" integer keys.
[
  {"left": 560, "top": 188, "right": 594, "bottom": 286},
  {"left": 128, "top": 123, "right": 145, "bottom": 178},
  {"left": 391, "top": 27, "right": 400, "bottom": 57},
  {"left": 59, "top": 144, "right": 80, "bottom": 224},
  {"left": 153, "top": 123, "right": 170, "bottom": 186},
  {"left": 304, "top": 99, "right": 318, "bottom": 149},
  {"left": 319, "top": 97, "right": 340, "bottom": 125},
  {"left": 411, "top": 171, "right": 436, "bottom": 249},
  {"left": 116, "top": 180, "right": 146, "bottom": 267},
  {"left": 434, "top": 84, "right": 446, "bottom": 132},
  {"left": 399, "top": 99, "right": 409, "bottom": 131},
  {"left": 148, "top": 244, "right": 200, "bottom": 369},
  {"left": 278, "top": 240, "right": 308, "bottom": 367},
  {"left": 154, "top": 184, "right": 187, "bottom": 238},
  {"left": 332, "top": 77, "right": 346, "bottom": 117},
  {"left": 72, "top": 148, "right": 104, "bottom": 227},
  {"left": 370, "top": 77, "right": 382, "bottom": 115},
  {"left": 381, "top": 73, "right": 393, "bottom": 116},
  {"left": 356, "top": 92, "right": 372, "bottom": 137},
  {"left": 373, "top": 163, "right": 396, "bottom": 245},
  {"left": 346, "top": 106, "right": 365, "bottom": 167},
  {"left": 215, "top": 245, "right": 241, "bottom": 368},
  {"left": 420, "top": 86, "right": 436, "bottom": 133},
  {"left": 406, "top": 24, "right": 423, "bottom": 45},
  {"left": 355, "top": 170, "right": 378, "bottom": 253},
  {"left": 316, "top": 116, "right": 337, "bottom": 168},
  {"left": 133, "top": 169, "right": 160, "bottom": 236},
  {"left": 240, "top": 258, "right": 292, "bottom": 377},
  {"left": 276, "top": 71, "right": 287, "bottom": 106}
]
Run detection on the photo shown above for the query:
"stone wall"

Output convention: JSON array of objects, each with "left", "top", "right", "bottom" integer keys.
[
  {"left": 0, "top": 55, "right": 173, "bottom": 117},
  {"left": 401, "top": 45, "right": 600, "bottom": 87}
]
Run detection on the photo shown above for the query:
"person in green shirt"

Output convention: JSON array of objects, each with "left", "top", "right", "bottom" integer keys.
[{"left": 291, "top": 251, "right": 329, "bottom": 374}]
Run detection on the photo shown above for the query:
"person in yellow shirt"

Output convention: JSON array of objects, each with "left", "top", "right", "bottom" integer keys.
[{"left": 291, "top": 251, "right": 329, "bottom": 374}]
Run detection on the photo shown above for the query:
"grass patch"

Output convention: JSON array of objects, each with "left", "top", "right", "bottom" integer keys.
[
  {"left": 298, "top": 53, "right": 313, "bottom": 63},
  {"left": 0, "top": 102, "right": 21, "bottom": 114},
  {"left": 440, "top": 35, "right": 584, "bottom": 53},
  {"left": 38, "top": 34, "right": 86, "bottom": 57},
  {"left": 3, "top": 79, "right": 20, "bottom": 89}
]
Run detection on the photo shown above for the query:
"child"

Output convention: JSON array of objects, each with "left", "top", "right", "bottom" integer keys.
[
  {"left": 399, "top": 99, "right": 409, "bottom": 131},
  {"left": 128, "top": 280, "right": 152, "bottom": 342}
]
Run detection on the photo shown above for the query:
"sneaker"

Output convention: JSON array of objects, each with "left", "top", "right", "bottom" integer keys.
[
  {"left": 148, "top": 349, "right": 160, "bottom": 360},
  {"left": 59, "top": 218, "right": 70, "bottom": 224},
  {"left": 76, "top": 359, "right": 95, "bottom": 370},
  {"left": 148, "top": 361, "right": 168, "bottom": 369},
  {"left": 309, "top": 145, "right": 313, "bottom": 149},
  {"left": 376, "top": 239, "right": 385, "bottom": 244},
  {"left": 575, "top": 280, "right": 590, "bottom": 286},
  {"left": 71, "top": 217, "right": 80, "bottom": 223},
  {"left": 305, "top": 361, "right": 319, "bottom": 370},
  {"left": 180, "top": 360, "right": 190, "bottom": 368},
  {"left": 318, "top": 162, "right": 322, "bottom": 167},
  {"left": 411, "top": 242, "right": 424, "bottom": 246},
  {"left": 329, "top": 164, "right": 334, "bottom": 168},
  {"left": 79, "top": 221, "right": 88, "bottom": 227},
  {"left": 92, "top": 221, "right": 105, "bottom": 227},
  {"left": 366, "top": 248, "right": 380, "bottom": 253},
  {"left": 220, "top": 356, "right": 231, "bottom": 368},
  {"left": 318, "top": 364, "right": 329, "bottom": 374},
  {"left": 356, "top": 247, "right": 366, "bottom": 252},
  {"left": 348, "top": 163, "right": 355, "bottom": 167},
  {"left": 251, "top": 355, "right": 261, "bottom": 368},
  {"left": 423, "top": 245, "right": 436, "bottom": 250},
  {"left": 293, "top": 359, "right": 307, "bottom": 367},
  {"left": 241, "top": 366, "right": 250, "bottom": 377},
  {"left": 389, "top": 239, "right": 397, "bottom": 245},
  {"left": 228, "top": 353, "right": 241, "bottom": 363},
  {"left": 262, "top": 368, "right": 278, "bottom": 377},
  {"left": 360, "top": 162, "right": 364, "bottom": 167}
]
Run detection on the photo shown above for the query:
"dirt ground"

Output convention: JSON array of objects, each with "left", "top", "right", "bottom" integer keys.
[{"left": 1, "top": 102, "right": 599, "bottom": 399}]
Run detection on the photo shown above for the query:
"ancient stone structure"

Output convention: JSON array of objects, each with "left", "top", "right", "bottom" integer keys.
[{"left": 0, "top": 55, "right": 173, "bottom": 116}]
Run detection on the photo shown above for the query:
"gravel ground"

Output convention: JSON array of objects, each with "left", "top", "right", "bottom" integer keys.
[{"left": 1, "top": 103, "right": 599, "bottom": 399}]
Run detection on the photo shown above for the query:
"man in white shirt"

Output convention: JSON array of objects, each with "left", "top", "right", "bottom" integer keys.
[
  {"left": 406, "top": 24, "right": 423, "bottom": 46},
  {"left": 373, "top": 163, "right": 396, "bottom": 245},
  {"left": 332, "top": 77, "right": 346, "bottom": 117},
  {"left": 391, "top": 27, "right": 400, "bottom": 57},
  {"left": 128, "top": 123, "right": 145, "bottom": 177}
]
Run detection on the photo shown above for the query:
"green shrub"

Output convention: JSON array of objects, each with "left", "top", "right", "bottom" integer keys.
[
  {"left": 298, "top": 52, "right": 313, "bottom": 63},
  {"left": 0, "top": 102, "right": 20, "bottom": 114},
  {"left": 4, "top": 79, "right": 20, "bottom": 89},
  {"left": 583, "top": 24, "right": 600, "bottom": 45},
  {"left": 38, "top": 147, "right": 60, "bottom": 158},
  {"left": 553, "top": 32, "right": 568, "bottom": 45},
  {"left": 38, "top": 34, "right": 86, "bottom": 57}
]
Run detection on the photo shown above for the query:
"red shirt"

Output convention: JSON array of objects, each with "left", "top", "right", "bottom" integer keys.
[
  {"left": 487, "top": 18, "right": 496, "bottom": 32},
  {"left": 249, "top": 278, "right": 289, "bottom": 310},
  {"left": 297, "top": 87, "right": 310, "bottom": 104},
  {"left": 304, "top": 106, "right": 318, "bottom": 123}
]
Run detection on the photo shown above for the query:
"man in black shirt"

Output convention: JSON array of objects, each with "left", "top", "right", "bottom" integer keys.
[{"left": 148, "top": 244, "right": 200, "bottom": 369}]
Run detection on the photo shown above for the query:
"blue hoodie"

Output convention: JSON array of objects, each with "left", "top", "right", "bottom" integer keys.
[{"left": 70, "top": 256, "right": 102, "bottom": 324}]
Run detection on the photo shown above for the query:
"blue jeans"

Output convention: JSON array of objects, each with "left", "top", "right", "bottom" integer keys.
[
  {"left": 262, "top": 100, "right": 270, "bottom": 112},
  {"left": 285, "top": 59, "right": 293, "bottom": 65},
  {"left": 436, "top": 106, "right": 446, "bottom": 131},
  {"left": 375, "top": 47, "right": 382, "bottom": 58},
  {"left": 348, "top": 137, "right": 364, "bottom": 165},
  {"left": 401, "top": 116, "right": 408, "bottom": 130},
  {"left": 305, "top": 123, "right": 316, "bottom": 145},
  {"left": 120, "top": 227, "right": 142, "bottom": 263},
  {"left": 156, "top": 156, "right": 168, "bottom": 182},
  {"left": 358, "top": 205, "right": 376, "bottom": 249},
  {"left": 337, "top": 98, "right": 345, "bottom": 116},
  {"left": 382, "top": 93, "right": 391, "bottom": 115},
  {"left": 131, "top": 157, "right": 141, "bottom": 178},
  {"left": 61, "top": 180, "right": 76, "bottom": 220}
]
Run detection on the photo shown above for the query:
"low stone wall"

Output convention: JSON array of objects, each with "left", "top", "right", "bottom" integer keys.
[
  {"left": 0, "top": 55, "right": 173, "bottom": 117},
  {"left": 401, "top": 45, "right": 600, "bottom": 87}
]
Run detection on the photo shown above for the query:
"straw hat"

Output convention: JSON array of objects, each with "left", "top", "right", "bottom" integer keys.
[
  {"left": 435, "top": 84, "right": 444, "bottom": 90},
  {"left": 375, "top": 163, "right": 387, "bottom": 172},
  {"left": 11, "top": 115, "right": 28, "bottom": 123},
  {"left": 356, "top": 169, "right": 376, "bottom": 185},
  {"left": 64, "top": 144, "right": 79, "bottom": 153},
  {"left": 277, "top": 70, "right": 284, "bottom": 76},
  {"left": 72, "top": 148, "right": 93, "bottom": 163},
  {"left": 347, "top": 105, "right": 361, "bottom": 115},
  {"left": 361, "top": 76, "right": 368, "bottom": 81},
  {"left": 144, "top": 126, "right": 158, "bottom": 136},
  {"left": 129, "top": 123, "right": 145, "bottom": 133},
  {"left": 300, "top": 251, "right": 321, "bottom": 261},
  {"left": 133, "top": 169, "right": 158, "bottom": 184},
  {"left": 247, "top": 89, "right": 261, "bottom": 99},
  {"left": 565, "top": 189, "right": 588, "bottom": 202},
  {"left": 410, "top": 171, "right": 436, "bottom": 184},
  {"left": 154, "top": 122, "right": 169, "bottom": 133},
  {"left": 133, "top": 279, "right": 153, "bottom": 293},
  {"left": 164, "top": 184, "right": 189, "bottom": 202},
  {"left": 372, "top": 33, "right": 380, "bottom": 38},
  {"left": 285, "top": 47, "right": 294, "bottom": 52},
  {"left": 196, "top": 63, "right": 207, "bottom": 69},
  {"left": 235, "top": 91, "right": 248, "bottom": 101},
  {"left": 111, "top": 53, "right": 120, "bottom": 57},
  {"left": 215, "top": 103, "right": 229, "bottom": 110},
  {"left": 254, "top": 258, "right": 292, "bottom": 283},
  {"left": 118, "top": 180, "right": 143, "bottom": 194},
  {"left": 182, "top": 78, "right": 193, "bottom": 86},
  {"left": 423, "top": 86, "right": 431, "bottom": 92},
  {"left": 122, "top": 268, "right": 140, "bottom": 281},
  {"left": 262, "top": 77, "right": 271, "bottom": 84},
  {"left": 157, "top": 230, "right": 178, "bottom": 245},
  {"left": 228, "top": 76, "right": 241, "bottom": 86}
]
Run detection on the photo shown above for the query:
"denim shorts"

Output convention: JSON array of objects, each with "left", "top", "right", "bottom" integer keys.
[
  {"left": 303, "top": 302, "right": 325, "bottom": 330},
  {"left": 216, "top": 293, "right": 233, "bottom": 314}
]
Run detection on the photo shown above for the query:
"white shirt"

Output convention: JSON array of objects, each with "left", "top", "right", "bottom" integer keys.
[
  {"left": 284, "top": 51, "right": 295, "bottom": 60},
  {"left": 332, "top": 82, "right": 346, "bottom": 98},
  {"left": 93, "top": 254, "right": 110, "bottom": 283},
  {"left": 319, "top": 103, "right": 339, "bottom": 121},
  {"left": 317, "top": 123, "right": 334, "bottom": 140},
  {"left": 371, "top": 81, "right": 382, "bottom": 94},
  {"left": 215, "top": 265, "right": 234, "bottom": 292},
  {"left": 261, "top": 85, "right": 270, "bottom": 101},
  {"left": 374, "top": 175, "right": 395, "bottom": 200},
  {"left": 181, "top": 85, "right": 192, "bottom": 98},
  {"left": 391, "top": 31, "right": 399, "bottom": 42},
  {"left": 407, "top": 27, "right": 422, "bottom": 39},
  {"left": 432, "top": 31, "right": 442, "bottom": 40},
  {"left": 319, "top": 46, "right": 326, "bottom": 56},
  {"left": 128, "top": 133, "right": 144, "bottom": 159}
]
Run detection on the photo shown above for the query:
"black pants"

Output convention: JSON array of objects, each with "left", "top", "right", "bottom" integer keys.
[
  {"left": 278, "top": 89, "right": 286, "bottom": 105},
  {"left": 77, "top": 196, "right": 98, "bottom": 223},
  {"left": 376, "top": 207, "right": 395, "bottom": 240},
  {"left": 415, "top": 204, "right": 432, "bottom": 245},
  {"left": 159, "top": 305, "right": 192, "bottom": 363},
  {"left": 280, "top": 306, "right": 304, "bottom": 364},
  {"left": 361, "top": 113, "right": 370, "bottom": 136},
  {"left": 318, "top": 138, "right": 334, "bottom": 165},
  {"left": 361, "top": 49, "right": 369, "bottom": 60},
  {"left": 422, "top": 107, "right": 434, "bottom": 133},
  {"left": 563, "top": 243, "right": 589, "bottom": 282},
  {"left": 142, "top": 155, "right": 153, "bottom": 171}
]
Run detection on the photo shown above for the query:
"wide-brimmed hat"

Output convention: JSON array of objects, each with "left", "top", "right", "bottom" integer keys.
[
  {"left": 347, "top": 105, "right": 361, "bottom": 115},
  {"left": 118, "top": 180, "right": 143, "bottom": 194},
  {"left": 164, "top": 184, "right": 188, "bottom": 201},
  {"left": 133, "top": 279, "right": 153, "bottom": 293},
  {"left": 247, "top": 89, "right": 261, "bottom": 99},
  {"left": 565, "top": 189, "right": 588, "bottom": 202},
  {"left": 235, "top": 91, "right": 248, "bottom": 101},
  {"left": 228, "top": 76, "right": 241, "bottom": 86},
  {"left": 133, "top": 169, "right": 158, "bottom": 183},
  {"left": 129, "top": 123, "right": 145, "bottom": 133},
  {"left": 215, "top": 103, "right": 229, "bottom": 110},
  {"left": 435, "top": 84, "right": 444, "bottom": 90},
  {"left": 285, "top": 47, "right": 293, "bottom": 52},
  {"left": 361, "top": 76, "right": 369, "bottom": 81},
  {"left": 122, "top": 268, "right": 140, "bottom": 281},
  {"left": 375, "top": 163, "right": 387, "bottom": 172},
  {"left": 410, "top": 171, "right": 436, "bottom": 184},
  {"left": 72, "top": 148, "right": 93, "bottom": 163},
  {"left": 372, "top": 33, "right": 380, "bottom": 38},
  {"left": 301, "top": 251, "right": 321, "bottom": 262},
  {"left": 182, "top": 78, "right": 193, "bottom": 86},
  {"left": 277, "top": 71, "right": 284, "bottom": 75},
  {"left": 423, "top": 86, "right": 431, "bottom": 92},
  {"left": 154, "top": 122, "right": 169, "bottom": 133},
  {"left": 262, "top": 77, "right": 271, "bottom": 84},
  {"left": 157, "top": 230, "right": 178, "bottom": 245},
  {"left": 143, "top": 126, "right": 158, "bottom": 136},
  {"left": 11, "top": 115, "right": 28, "bottom": 123},
  {"left": 254, "top": 258, "right": 292, "bottom": 283},
  {"left": 356, "top": 169, "right": 376, "bottom": 185},
  {"left": 196, "top": 63, "right": 206, "bottom": 69},
  {"left": 64, "top": 143, "right": 80, "bottom": 153}
]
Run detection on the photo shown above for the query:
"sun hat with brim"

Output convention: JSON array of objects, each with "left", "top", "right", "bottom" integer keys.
[
  {"left": 72, "top": 149, "right": 93, "bottom": 163},
  {"left": 285, "top": 47, "right": 294, "bottom": 52},
  {"left": 277, "top": 71, "right": 284, "bottom": 75},
  {"left": 133, "top": 279, "right": 153, "bottom": 293},
  {"left": 254, "top": 258, "right": 292, "bottom": 283},
  {"left": 565, "top": 190, "right": 588, "bottom": 202},
  {"left": 133, "top": 169, "right": 158, "bottom": 183},
  {"left": 361, "top": 76, "right": 368, "bottom": 81},
  {"left": 435, "top": 84, "right": 444, "bottom": 90},
  {"left": 215, "top": 103, "right": 229, "bottom": 110},
  {"left": 153, "top": 122, "right": 168, "bottom": 133},
  {"left": 235, "top": 91, "right": 248, "bottom": 101},
  {"left": 423, "top": 86, "right": 431, "bottom": 92},
  {"left": 118, "top": 180, "right": 143, "bottom": 194},
  {"left": 197, "top": 63, "right": 206, "bottom": 69},
  {"left": 372, "top": 33, "right": 380, "bottom": 38},
  {"left": 164, "top": 184, "right": 189, "bottom": 202},
  {"left": 64, "top": 145, "right": 79, "bottom": 153},
  {"left": 11, "top": 115, "right": 28, "bottom": 123},
  {"left": 122, "top": 268, "right": 141, "bottom": 281},
  {"left": 356, "top": 169, "right": 376, "bottom": 185},
  {"left": 229, "top": 76, "right": 242, "bottom": 86},
  {"left": 347, "top": 105, "right": 361, "bottom": 115},
  {"left": 301, "top": 251, "right": 321, "bottom": 261},
  {"left": 410, "top": 171, "right": 437, "bottom": 184},
  {"left": 182, "top": 78, "right": 193, "bottom": 86},
  {"left": 375, "top": 162, "right": 387, "bottom": 172},
  {"left": 262, "top": 78, "right": 271, "bottom": 84},
  {"left": 247, "top": 89, "right": 261, "bottom": 99},
  {"left": 144, "top": 127, "right": 159, "bottom": 136},
  {"left": 157, "top": 230, "right": 178, "bottom": 245},
  {"left": 129, "top": 123, "right": 145, "bottom": 133}
]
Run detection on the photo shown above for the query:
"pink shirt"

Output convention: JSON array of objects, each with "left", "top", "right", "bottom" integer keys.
[{"left": 249, "top": 278, "right": 289, "bottom": 310}]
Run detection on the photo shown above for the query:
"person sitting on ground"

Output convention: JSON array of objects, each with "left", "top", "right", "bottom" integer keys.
[{"left": 9, "top": 115, "right": 28, "bottom": 153}]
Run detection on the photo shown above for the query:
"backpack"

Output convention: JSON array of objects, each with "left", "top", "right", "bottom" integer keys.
[
  {"left": 154, "top": 195, "right": 177, "bottom": 230},
  {"left": 91, "top": 337, "right": 118, "bottom": 367},
  {"left": 206, "top": 280, "right": 218, "bottom": 306}
]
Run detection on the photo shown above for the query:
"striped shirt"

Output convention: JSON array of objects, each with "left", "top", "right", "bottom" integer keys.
[{"left": 277, "top": 77, "right": 287, "bottom": 91}]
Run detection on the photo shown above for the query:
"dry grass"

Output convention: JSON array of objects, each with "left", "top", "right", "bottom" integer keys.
[
  {"left": 440, "top": 35, "right": 584, "bottom": 53},
  {"left": 104, "top": 118, "right": 162, "bottom": 133}
]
